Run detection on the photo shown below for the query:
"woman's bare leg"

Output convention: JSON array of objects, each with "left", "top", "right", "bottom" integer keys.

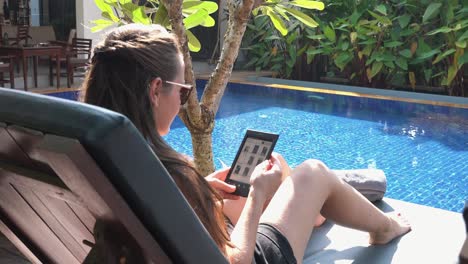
[
  {"left": 223, "top": 153, "right": 325, "bottom": 226},
  {"left": 259, "top": 159, "right": 411, "bottom": 263}
]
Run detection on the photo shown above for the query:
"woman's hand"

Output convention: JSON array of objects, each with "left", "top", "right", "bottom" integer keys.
[
  {"left": 205, "top": 167, "right": 240, "bottom": 200},
  {"left": 249, "top": 155, "right": 282, "bottom": 201}
]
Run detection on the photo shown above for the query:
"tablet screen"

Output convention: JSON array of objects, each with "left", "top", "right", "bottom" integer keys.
[{"left": 229, "top": 137, "right": 273, "bottom": 184}]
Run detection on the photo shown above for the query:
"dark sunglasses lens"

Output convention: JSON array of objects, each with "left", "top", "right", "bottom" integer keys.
[{"left": 180, "top": 88, "right": 192, "bottom": 105}]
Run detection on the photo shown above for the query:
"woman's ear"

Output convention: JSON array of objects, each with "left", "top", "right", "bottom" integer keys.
[{"left": 149, "top": 78, "right": 163, "bottom": 106}]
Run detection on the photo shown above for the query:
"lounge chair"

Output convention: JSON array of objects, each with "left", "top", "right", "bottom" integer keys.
[
  {"left": 0, "top": 88, "right": 465, "bottom": 263},
  {"left": 0, "top": 88, "right": 227, "bottom": 263}
]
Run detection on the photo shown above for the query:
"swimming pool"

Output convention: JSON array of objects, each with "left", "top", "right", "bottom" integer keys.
[{"left": 165, "top": 80, "right": 468, "bottom": 213}]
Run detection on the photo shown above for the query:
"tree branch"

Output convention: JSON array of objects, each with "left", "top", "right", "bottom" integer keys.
[
  {"left": 162, "top": 0, "right": 206, "bottom": 130},
  {"left": 201, "top": 0, "right": 256, "bottom": 114}
]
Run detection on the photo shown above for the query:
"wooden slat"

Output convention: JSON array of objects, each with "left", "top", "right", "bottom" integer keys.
[
  {"left": 66, "top": 203, "right": 96, "bottom": 235},
  {"left": 0, "top": 181, "right": 79, "bottom": 263},
  {"left": 0, "top": 161, "right": 74, "bottom": 203},
  {"left": 32, "top": 134, "right": 171, "bottom": 263},
  {"left": 0, "top": 154, "right": 95, "bottom": 263},
  {"left": 0, "top": 126, "right": 31, "bottom": 167},
  {"left": 13, "top": 184, "right": 88, "bottom": 261},
  {"left": 6, "top": 126, "right": 54, "bottom": 174},
  {"left": 0, "top": 212, "right": 42, "bottom": 264},
  {"left": 36, "top": 193, "right": 95, "bottom": 252}
]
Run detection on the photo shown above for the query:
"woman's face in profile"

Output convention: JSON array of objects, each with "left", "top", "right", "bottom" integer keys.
[{"left": 154, "top": 54, "right": 186, "bottom": 136}]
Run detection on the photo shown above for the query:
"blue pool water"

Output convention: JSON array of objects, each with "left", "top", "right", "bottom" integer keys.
[{"left": 165, "top": 81, "right": 468, "bottom": 213}]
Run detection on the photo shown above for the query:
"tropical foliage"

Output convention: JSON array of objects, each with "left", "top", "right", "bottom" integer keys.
[
  {"left": 92, "top": 0, "right": 218, "bottom": 52},
  {"left": 244, "top": 0, "right": 468, "bottom": 96}
]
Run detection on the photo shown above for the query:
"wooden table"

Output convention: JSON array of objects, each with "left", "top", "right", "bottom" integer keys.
[{"left": 0, "top": 45, "right": 62, "bottom": 91}]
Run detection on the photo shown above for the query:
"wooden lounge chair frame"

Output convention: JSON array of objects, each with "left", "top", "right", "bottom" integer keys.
[{"left": 0, "top": 88, "right": 228, "bottom": 263}]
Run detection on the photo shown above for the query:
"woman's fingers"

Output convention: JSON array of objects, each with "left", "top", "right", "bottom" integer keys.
[
  {"left": 208, "top": 167, "right": 230, "bottom": 180},
  {"left": 210, "top": 179, "right": 239, "bottom": 200},
  {"left": 210, "top": 178, "right": 236, "bottom": 193}
]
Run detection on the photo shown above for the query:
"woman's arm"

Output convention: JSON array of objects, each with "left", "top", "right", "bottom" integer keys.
[
  {"left": 227, "top": 158, "right": 282, "bottom": 264},
  {"left": 227, "top": 186, "right": 267, "bottom": 263}
]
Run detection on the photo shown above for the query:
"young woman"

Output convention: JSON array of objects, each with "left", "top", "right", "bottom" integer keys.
[{"left": 82, "top": 24, "right": 411, "bottom": 264}]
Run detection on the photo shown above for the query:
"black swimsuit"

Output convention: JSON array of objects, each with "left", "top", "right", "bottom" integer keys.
[{"left": 226, "top": 221, "right": 297, "bottom": 264}]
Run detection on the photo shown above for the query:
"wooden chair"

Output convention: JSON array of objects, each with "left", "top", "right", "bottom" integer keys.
[
  {"left": 9, "top": 25, "right": 31, "bottom": 46},
  {"left": 0, "top": 89, "right": 228, "bottom": 263},
  {"left": 49, "top": 36, "right": 92, "bottom": 88},
  {"left": 66, "top": 37, "right": 92, "bottom": 87},
  {"left": 0, "top": 56, "right": 14, "bottom": 88}
]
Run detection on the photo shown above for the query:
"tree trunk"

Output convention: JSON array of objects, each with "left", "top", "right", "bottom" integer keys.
[
  {"left": 163, "top": 0, "right": 256, "bottom": 175},
  {"left": 190, "top": 130, "right": 215, "bottom": 176},
  {"left": 162, "top": 0, "right": 215, "bottom": 175}
]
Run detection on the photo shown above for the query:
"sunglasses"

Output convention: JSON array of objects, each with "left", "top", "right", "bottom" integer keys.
[{"left": 165, "top": 80, "right": 194, "bottom": 105}]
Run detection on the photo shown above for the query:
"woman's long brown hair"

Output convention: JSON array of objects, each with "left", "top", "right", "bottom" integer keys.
[{"left": 80, "top": 24, "right": 230, "bottom": 253}]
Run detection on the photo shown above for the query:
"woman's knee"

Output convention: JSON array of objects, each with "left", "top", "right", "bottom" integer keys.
[{"left": 292, "top": 159, "right": 332, "bottom": 186}]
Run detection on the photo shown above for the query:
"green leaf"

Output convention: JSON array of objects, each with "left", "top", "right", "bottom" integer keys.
[
  {"left": 324, "top": 25, "right": 336, "bottom": 43},
  {"left": 306, "top": 34, "right": 324, "bottom": 40},
  {"left": 362, "top": 45, "right": 373, "bottom": 56},
  {"left": 265, "top": 35, "right": 282, "bottom": 40},
  {"left": 368, "top": 10, "right": 392, "bottom": 25},
  {"left": 153, "top": 5, "right": 169, "bottom": 26},
  {"left": 398, "top": 14, "right": 411, "bottom": 28},
  {"left": 384, "top": 41, "right": 403, "bottom": 48},
  {"left": 416, "top": 38, "right": 432, "bottom": 55},
  {"left": 424, "top": 69, "right": 432, "bottom": 83},
  {"left": 458, "top": 52, "right": 468, "bottom": 66},
  {"left": 395, "top": 58, "right": 408, "bottom": 70},
  {"left": 290, "top": 0, "right": 325, "bottom": 10},
  {"left": 350, "top": 11, "right": 362, "bottom": 25},
  {"left": 370, "top": 61, "right": 383, "bottom": 79},
  {"left": 131, "top": 6, "right": 150, "bottom": 24},
  {"left": 340, "top": 41, "right": 350, "bottom": 51},
  {"left": 306, "top": 46, "right": 320, "bottom": 64},
  {"left": 286, "top": 32, "right": 297, "bottom": 45},
  {"left": 417, "top": 49, "right": 440, "bottom": 60},
  {"left": 423, "top": 3, "right": 442, "bottom": 23},
  {"left": 201, "top": 15, "right": 216, "bottom": 27},
  {"left": 186, "top": 29, "right": 201, "bottom": 52},
  {"left": 183, "top": 1, "right": 218, "bottom": 14},
  {"left": 433, "top": 49, "right": 456, "bottom": 64},
  {"left": 297, "top": 45, "right": 308, "bottom": 57},
  {"left": 95, "top": 0, "right": 119, "bottom": 21},
  {"left": 183, "top": 9, "right": 209, "bottom": 30},
  {"left": 91, "top": 18, "right": 114, "bottom": 32},
  {"left": 375, "top": 5, "right": 387, "bottom": 16},
  {"left": 447, "top": 64, "right": 458, "bottom": 85},
  {"left": 427, "top": 26, "right": 453, "bottom": 35},
  {"left": 399, "top": 49, "right": 412, "bottom": 58},
  {"left": 282, "top": 7, "right": 319, "bottom": 28},
  {"left": 306, "top": 48, "right": 323, "bottom": 55},
  {"left": 384, "top": 61, "right": 395, "bottom": 68},
  {"left": 455, "top": 41, "right": 467, "bottom": 48},
  {"left": 266, "top": 7, "right": 288, "bottom": 36},
  {"left": 274, "top": 6, "right": 291, "bottom": 22},
  {"left": 359, "top": 39, "right": 377, "bottom": 45},
  {"left": 334, "top": 52, "right": 352, "bottom": 71}
]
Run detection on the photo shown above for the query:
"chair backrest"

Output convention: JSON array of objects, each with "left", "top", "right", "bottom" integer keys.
[
  {"left": 0, "top": 88, "right": 228, "bottom": 264},
  {"left": 67, "top": 29, "right": 76, "bottom": 45},
  {"left": 71, "top": 37, "right": 92, "bottom": 59},
  {"left": 15, "top": 25, "right": 29, "bottom": 45}
]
